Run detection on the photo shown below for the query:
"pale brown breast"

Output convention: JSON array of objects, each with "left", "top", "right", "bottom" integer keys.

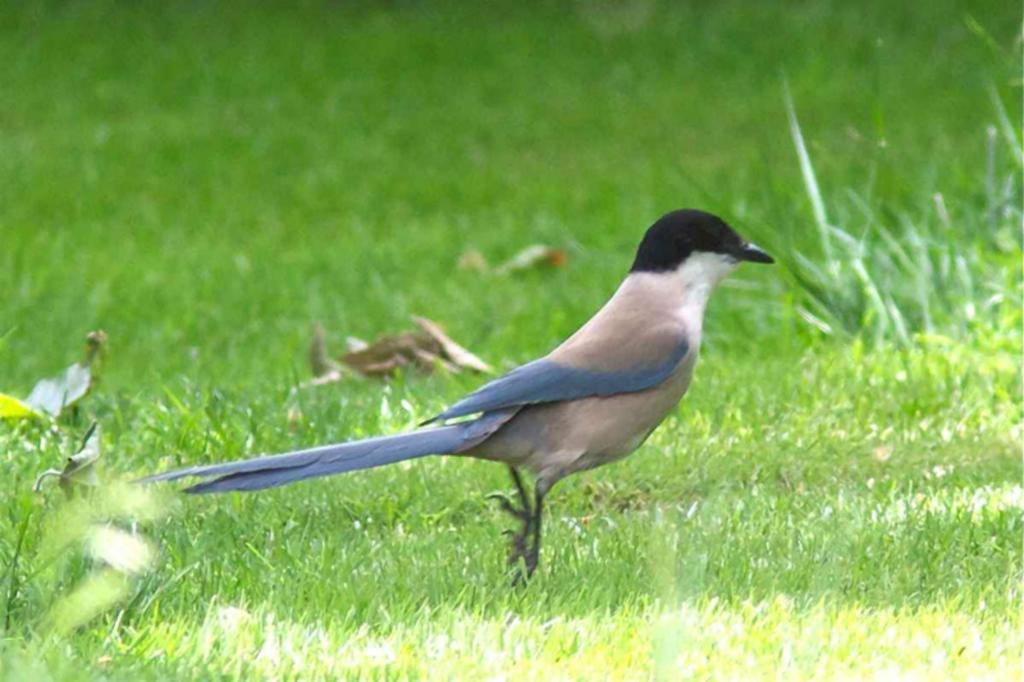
[{"left": 464, "top": 348, "right": 698, "bottom": 483}]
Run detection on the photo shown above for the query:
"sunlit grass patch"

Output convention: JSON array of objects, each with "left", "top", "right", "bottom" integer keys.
[
  {"left": 32, "top": 597, "right": 1010, "bottom": 680},
  {"left": 653, "top": 598, "right": 1020, "bottom": 680}
]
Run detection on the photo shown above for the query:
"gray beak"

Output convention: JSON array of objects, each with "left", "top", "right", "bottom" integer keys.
[{"left": 737, "top": 242, "right": 774, "bottom": 264}]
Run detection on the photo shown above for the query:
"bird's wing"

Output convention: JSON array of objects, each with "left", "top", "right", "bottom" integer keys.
[{"left": 425, "top": 334, "right": 689, "bottom": 423}]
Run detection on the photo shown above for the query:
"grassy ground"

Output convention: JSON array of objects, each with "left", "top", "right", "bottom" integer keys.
[{"left": 1, "top": 1, "right": 1021, "bottom": 679}]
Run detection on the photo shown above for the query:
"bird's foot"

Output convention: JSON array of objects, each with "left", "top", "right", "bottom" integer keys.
[
  {"left": 523, "top": 544, "right": 540, "bottom": 576},
  {"left": 509, "top": 543, "right": 540, "bottom": 587},
  {"left": 487, "top": 492, "right": 534, "bottom": 583},
  {"left": 485, "top": 492, "right": 530, "bottom": 522}
]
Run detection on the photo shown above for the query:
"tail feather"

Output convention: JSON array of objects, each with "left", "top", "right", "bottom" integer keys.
[{"left": 139, "top": 410, "right": 517, "bottom": 494}]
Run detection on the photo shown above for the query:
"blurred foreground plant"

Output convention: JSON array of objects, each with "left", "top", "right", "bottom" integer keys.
[{"left": 4, "top": 431, "right": 173, "bottom": 643}]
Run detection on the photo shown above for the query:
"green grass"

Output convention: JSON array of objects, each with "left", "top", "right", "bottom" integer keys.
[{"left": 1, "top": 1, "right": 1021, "bottom": 679}]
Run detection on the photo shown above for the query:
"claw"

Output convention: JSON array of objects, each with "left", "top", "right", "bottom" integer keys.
[
  {"left": 492, "top": 467, "right": 545, "bottom": 586},
  {"left": 507, "top": 547, "right": 529, "bottom": 586},
  {"left": 485, "top": 492, "right": 513, "bottom": 507},
  {"left": 486, "top": 492, "right": 529, "bottom": 521},
  {"left": 524, "top": 548, "right": 539, "bottom": 576},
  {"left": 503, "top": 522, "right": 531, "bottom": 576},
  {"left": 509, "top": 547, "right": 539, "bottom": 586}
]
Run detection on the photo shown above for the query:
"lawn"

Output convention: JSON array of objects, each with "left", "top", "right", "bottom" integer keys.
[{"left": 1, "top": 1, "right": 1021, "bottom": 679}]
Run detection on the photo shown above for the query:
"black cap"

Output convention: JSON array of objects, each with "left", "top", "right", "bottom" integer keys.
[{"left": 630, "top": 209, "right": 774, "bottom": 273}]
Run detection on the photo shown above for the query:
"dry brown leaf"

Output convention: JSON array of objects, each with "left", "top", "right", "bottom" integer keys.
[
  {"left": 341, "top": 331, "right": 433, "bottom": 376},
  {"left": 419, "top": 348, "right": 466, "bottom": 373},
  {"left": 494, "top": 244, "right": 568, "bottom": 274},
  {"left": 413, "top": 316, "right": 493, "bottom": 373},
  {"left": 301, "top": 317, "right": 491, "bottom": 383}
]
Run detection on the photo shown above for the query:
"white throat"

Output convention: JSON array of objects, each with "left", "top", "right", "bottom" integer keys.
[{"left": 661, "top": 253, "right": 738, "bottom": 330}]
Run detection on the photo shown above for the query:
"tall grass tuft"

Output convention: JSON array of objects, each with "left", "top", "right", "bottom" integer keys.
[{"left": 782, "top": 88, "right": 1022, "bottom": 347}]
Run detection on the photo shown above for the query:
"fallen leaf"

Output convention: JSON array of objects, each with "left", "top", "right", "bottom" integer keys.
[
  {"left": 341, "top": 331, "right": 434, "bottom": 376},
  {"left": 413, "top": 316, "right": 492, "bottom": 373},
  {"left": 0, "top": 393, "right": 41, "bottom": 419},
  {"left": 301, "top": 317, "right": 492, "bottom": 384},
  {"left": 494, "top": 244, "right": 568, "bottom": 274},
  {"left": 34, "top": 422, "right": 102, "bottom": 497}
]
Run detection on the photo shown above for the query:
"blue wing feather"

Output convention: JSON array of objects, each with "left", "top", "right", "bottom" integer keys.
[
  {"left": 427, "top": 338, "right": 689, "bottom": 423},
  {"left": 140, "top": 409, "right": 516, "bottom": 493}
]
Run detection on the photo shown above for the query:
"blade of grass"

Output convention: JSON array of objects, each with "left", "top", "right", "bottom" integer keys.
[
  {"left": 3, "top": 508, "right": 33, "bottom": 633},
  {"left": 988, "top": 86, "right": 1023, "bottom": 168},
  {"left": 784, "top": 81, "right": 832, "bottom": 261}
]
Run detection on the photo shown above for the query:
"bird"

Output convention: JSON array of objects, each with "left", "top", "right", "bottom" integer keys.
[{"left": 141, "top": 209, "right": 773, "bottom": 579}]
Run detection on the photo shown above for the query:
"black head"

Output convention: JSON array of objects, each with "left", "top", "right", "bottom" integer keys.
[{"left": 630, "top": 209, "right": 773, "bottom": 273}]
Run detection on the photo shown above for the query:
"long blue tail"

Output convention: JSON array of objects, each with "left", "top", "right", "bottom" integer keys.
[{"left": 140, "top": 411, "right": 515, "bottom": 494}]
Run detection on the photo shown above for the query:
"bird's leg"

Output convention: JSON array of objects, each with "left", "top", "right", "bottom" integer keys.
[
  {"left": 486, "top": 466, "right": 533, "bottom": 572},
  {"left": 522, "top": 480, "right": 548, "bottom": 578}
]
